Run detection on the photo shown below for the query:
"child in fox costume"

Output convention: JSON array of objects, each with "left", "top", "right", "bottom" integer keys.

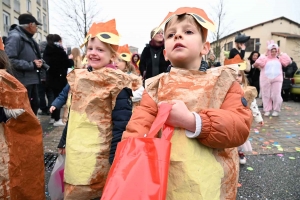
[
  {"left": 0, "top": 36, "right": 45, "bottom": 199},
  {"left": 253, "top": 41, "right": 291, "bottom": 117},
  {"left": 63, "top": 19, "right": 142, "bottom": 199},
  {"left": 122, "top": 7, "right": 252, "bottom": 200},
  {"left": 115, "top": 44, "right": 144, "bottom": 105}
]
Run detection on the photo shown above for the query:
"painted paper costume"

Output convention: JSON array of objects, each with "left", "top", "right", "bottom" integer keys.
[
  {"left": 0, "top": 70, "right": 45, "bottom": 200},
  {"left": 63, "top": 19, "right": 142, "bottom": 199},
  {"left": 122, "top": 7, "right": 252, "bottom": 200}
]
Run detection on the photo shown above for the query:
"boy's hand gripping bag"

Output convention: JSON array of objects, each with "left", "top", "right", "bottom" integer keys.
[{"left": 101, "top": 104, "right": 174, "bottom": 200}]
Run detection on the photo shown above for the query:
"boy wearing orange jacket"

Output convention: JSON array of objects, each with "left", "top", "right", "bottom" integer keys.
[{"left": 122, "top": 7, "right": 252, "bottom": 200}]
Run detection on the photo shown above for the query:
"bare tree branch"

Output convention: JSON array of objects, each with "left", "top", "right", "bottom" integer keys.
[
  {"left": 208, "top": 0, "right": 234, "bottom": 60},
  {"left": 51, "top": 0, "right": 102, "bottom": 48}
]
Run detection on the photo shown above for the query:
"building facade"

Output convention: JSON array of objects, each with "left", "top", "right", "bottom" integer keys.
[
  {"left": 1, "top": 0, "right": 49, "bottom": 43},
  {"left": 129, "top": 45, "right": 138, "bottom": 54},
  {"left": 211, "top": 17, "right": 300, "bottom": 66}
]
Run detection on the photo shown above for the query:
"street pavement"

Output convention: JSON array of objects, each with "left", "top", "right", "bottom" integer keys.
[{"left": 40, "top": 100, "right": 300, "bottom": 200}]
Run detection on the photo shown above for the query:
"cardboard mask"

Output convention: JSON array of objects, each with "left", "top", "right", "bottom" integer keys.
[
  {"left": 224, "top": 54, "right": 246, "bottom": 70},
  {"left": 153, "top": 7, "right": 215, "bottom": 41},
  {"left": 117, "top": 44, "right": 132, "bottom": 62},
  {"left": 81, "top": 19, "right": 119, "bottom": 49}
]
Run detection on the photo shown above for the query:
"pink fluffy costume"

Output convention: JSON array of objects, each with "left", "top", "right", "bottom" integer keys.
[{"left": 254, "top": 41, "right": 291, "bottom": 115}]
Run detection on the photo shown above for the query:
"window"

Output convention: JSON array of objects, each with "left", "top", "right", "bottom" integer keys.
[
  {"left": 3, "top": 0, "right": 11, "bottom": 7},
  {"left": 27, "top": 0, "right": 31, "bottom": 12},
  {"left": 14, "top": 0, "right": 20, "bottom": 13},
  {"left": 224, "top": 41, "right": 233, "bottom": 51},
  {"left": 43, "top": 0, "right": 47, "bottom": 10},
  {"left": 37, "top": 0, "right": 41, "bottom": 5},
  {"left": 14, "top": 18, "right": 19, "bottom": 25},
  {"left": 37, "top": 32, "right": 42, "bottom": 43},
  {"left": 37, "top": 8, "right": 41, "bottom": 22},
  {"left": 277, "top": 40, "right": 280, "bottom": 47},
  {"left": 245, "top": 38, "right": 260, "bottom": 52},
  {"left": 43, "top": 14, "right": 47, "bottom": 32},
  {"left": 3, "top": 12, "right": 10, "bottom": 36}
]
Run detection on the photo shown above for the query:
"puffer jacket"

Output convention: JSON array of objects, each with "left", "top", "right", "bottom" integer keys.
[
  {"left": 122, "top": 66, "right": 252, "bottom": 200},
  {"left": 5, "top": 26, "right": 41, "bottom": 86},
  {"left": 109, "top": 88, "right": 133, "bottom": 164}
]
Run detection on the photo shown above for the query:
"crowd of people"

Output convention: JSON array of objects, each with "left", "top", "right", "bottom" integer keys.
[{"left": 0, "top": 7, "right": 297, "bottom": 199}]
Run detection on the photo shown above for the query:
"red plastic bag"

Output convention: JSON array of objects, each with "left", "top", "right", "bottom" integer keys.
[
  {"left": 101, "top": 104, "right": 174, "bottom": 200},
  {"left": 48, "top": 155, "right": 65, "bottom": 200}
]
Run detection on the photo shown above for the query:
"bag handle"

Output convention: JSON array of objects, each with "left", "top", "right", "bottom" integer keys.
[{"left": 146, "top": 103, "right": 174, "bottom": 141}]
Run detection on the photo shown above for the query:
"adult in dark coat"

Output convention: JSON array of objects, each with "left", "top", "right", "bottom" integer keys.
[
  {"left": 43, "top": 34, "right": 73, "bottom": 126},
  {"left": 282, "top": 57, "right": 298, "bottom": 101},
  {"left": 5, "top": 14, "right": 43, "bottom": 115},
  {"left": 37, "top": 41, "right": 54, "bottom": 115},
  {"left": 246, "top": 51, "right": 261, "bottom": 95},
  {"left": 229, "top": 33, "right": 250, "bottom": 59},
  {"left": 139, "top": 27, "right": 170, "bottom": 81}
]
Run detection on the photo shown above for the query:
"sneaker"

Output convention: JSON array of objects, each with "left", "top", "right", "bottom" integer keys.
[
  {"left": 53, "top": 119, "right": 66, "bottom": 127},
  {"left": 49, "top": 118, "right": 55, "bottom": 124},
  {"left": 272, "top": 111, "right": 279, "bottom": 117},
  {"left": 264, "top": 112, "right": 270, "bottom": 117},
  {"left": 239, "top": 152, "right": 246, "bottom": 164}
]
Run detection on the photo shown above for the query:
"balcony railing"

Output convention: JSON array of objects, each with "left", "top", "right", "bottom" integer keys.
[
  {"left": 14, "top": 0, "right": 20, "bottom": 13},
  {"left": 42, "top": 0, "right": 47, "bottom": 10},
  {"left": 37, "top": 0, "right": 40, "bottom": 5},
  {"left": 2, "top": 0, "right": 11, "bottom": 7}
]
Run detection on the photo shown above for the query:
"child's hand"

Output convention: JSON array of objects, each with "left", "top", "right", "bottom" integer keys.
[
  {"left": 49, "top": 106, "right": 56, "bottom": 113},
  {"left": 158, "top": 100, "right": 195, "bottom": 132},
  {"left": 58, "top": 148, "right": 66, "bottom": 155}
]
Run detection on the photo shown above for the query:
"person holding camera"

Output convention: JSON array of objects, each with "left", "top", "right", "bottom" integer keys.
[
  {"left": 43, "top": 34, "right": 74, "bottom": 126},
  {"left": 5, "top": 14, "right": 44, "bottom": 115}
]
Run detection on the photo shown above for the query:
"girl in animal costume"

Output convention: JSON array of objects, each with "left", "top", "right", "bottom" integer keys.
[
  {"left": 122, "top": 7, "right": 252, "bottom": 200},
  {"left": 253, "top": 41, "right": 291, "bottom": 117},
  {"left": 116, "top": 44, "right": 144, "bottom": 104},
  {"left": 63, "top": 19, "right": 142, "bottom": 199},
  {"left": 225, "top": 55, "right": 263, "bottom": 164},
  {"left": 0, "top": 35, "right": 45, "bottom": 200}
]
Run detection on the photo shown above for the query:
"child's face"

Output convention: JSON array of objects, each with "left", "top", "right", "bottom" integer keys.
[
  {"left": 236, "top": 72, "right": 243, "bottom": 84},
  {"left": 115, "top": 58, "right": 127, "bottom": 72},
  {"left": 86, "top": 37, "right": 114, "bottom": 70},
  {"left": 133, "top": 55, "right": 139, "bottom": 62},
  {"left": 163, "top": 18, "right": 209, "bottom": 70}
]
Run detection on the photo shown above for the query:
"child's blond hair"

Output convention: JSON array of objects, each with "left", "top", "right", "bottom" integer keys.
[{"left": 239, "top": 70, "right": 249, "bottom": 89}]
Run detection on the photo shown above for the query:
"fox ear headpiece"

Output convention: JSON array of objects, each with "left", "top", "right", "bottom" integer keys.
[
  {"left": 152, "top": 7, "right": 216, "bottom": 41},
  {"left": 0, "top": 32, "right": 4, "bottom": 51},
  {"left": 224, "top": 54, "right": 246, "bottom": 70},
  {"left": 117, "top": 44, "right": 132, "bottom": 62},
  {"left": 81, "top": 19, "right": 119, "bottom": 51}
]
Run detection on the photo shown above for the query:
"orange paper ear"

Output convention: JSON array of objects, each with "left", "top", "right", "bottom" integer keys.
[
  {"left": 81, "top": 19, "right": 120, "bottom": 48},
  {"left": 0, "top": 36, "right": 4, "bottom": 51},
  {"left": 154, "top": 7, "right": 215, "bottom": 40},
  {"left": 224, "top": 54, "right": 246, "bottom": 70},
  {"left": 117, "top": 44, "right": 132, "bottom": 62}
]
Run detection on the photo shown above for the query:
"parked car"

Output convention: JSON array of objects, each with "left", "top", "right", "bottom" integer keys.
[{"left": 291, "top": 68, "right": 300, "bottom": 101}]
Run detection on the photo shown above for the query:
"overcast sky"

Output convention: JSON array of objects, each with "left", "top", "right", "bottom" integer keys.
[{"left": 49, "top": 0, "right": 300, "bottom": 53}]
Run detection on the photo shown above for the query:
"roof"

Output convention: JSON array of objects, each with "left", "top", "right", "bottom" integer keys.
[
  {"left": 211, "top": 16, "right": 300, "bottom": 44},
  {"left": 271, "top": 32, "right": 300, "bottom": 39}
]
